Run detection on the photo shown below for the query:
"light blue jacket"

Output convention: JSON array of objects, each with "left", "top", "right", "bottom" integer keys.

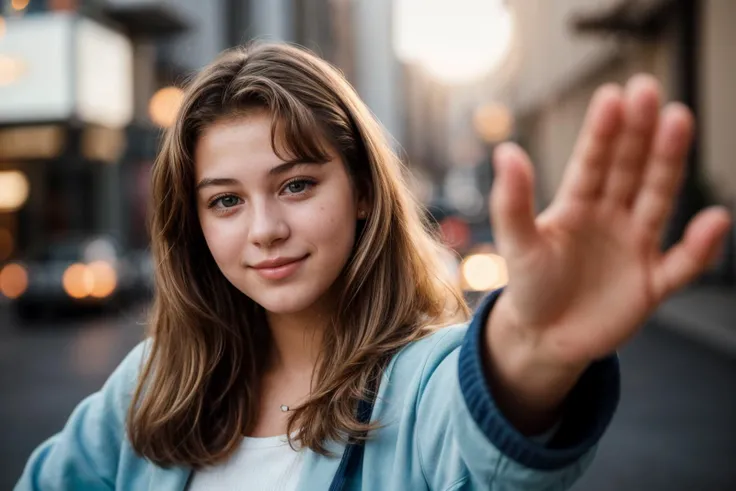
[{"left": 15, "top": 289, "right": 620, "bottom": 490}]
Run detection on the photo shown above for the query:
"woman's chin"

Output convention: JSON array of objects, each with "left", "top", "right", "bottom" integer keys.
[{"left": 249, "top": 289, "right": 326, "bottom": 316}]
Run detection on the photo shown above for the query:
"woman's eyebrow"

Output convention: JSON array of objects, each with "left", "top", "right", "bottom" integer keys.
[
  {"left": 268, "top": 160, "right": 326, "bottom": 177},
  {"left": 195, "top": 177, "right": 240, "bottom": 192}
]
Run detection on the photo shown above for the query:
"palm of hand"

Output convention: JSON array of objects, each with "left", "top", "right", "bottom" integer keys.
[{"left": 490, "top": 76, "right": 731, "bottom": 366}]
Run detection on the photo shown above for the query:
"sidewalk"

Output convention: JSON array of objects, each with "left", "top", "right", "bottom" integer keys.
[{"left": 653, "top": 284, "right": 736, "bottom": 357}]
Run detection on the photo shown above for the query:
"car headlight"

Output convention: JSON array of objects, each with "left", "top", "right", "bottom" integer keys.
[{"left": 62, "top": 261, "right": 117, "bottom": 299}]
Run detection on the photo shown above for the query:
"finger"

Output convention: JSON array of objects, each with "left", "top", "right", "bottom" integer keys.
[
  {"left": 490, "top": 142, "right": 540, "bottom": 257},
  {"left": 652, "top": 207, "right": 731, "bottom": 298},
  {"left": 557, "top": 84, "right": 624, "bottom": 202},
  {"left": 603, "top": 74, "right": 661, "bottom": 208},
  {"left": 632, "top": 103, "right": 694, "bottom": 237}
]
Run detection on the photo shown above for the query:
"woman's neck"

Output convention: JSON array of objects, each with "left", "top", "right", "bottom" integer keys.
[{"left": 265, "top": 306, "right": 329, "bottom": 375}]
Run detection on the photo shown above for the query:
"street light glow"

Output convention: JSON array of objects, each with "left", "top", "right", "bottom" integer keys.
[
  {"left": 394, "top": 0, "right": 514, "bottom": 84},
  {"left": 473, "top": 102, "right": 514, "bottom": 143},
  {"left": 461, "top": 253, "right": 508, "bottom": 291},
  {"left": 0, "top": 263, "right": 28, "bottom": 299},
  {"left": 0, "top": 170, "right": 30, "bottom": 212},
  {"left": 11, "top": 0, "right": 30, "bottom": 11},
  {"left": 149, "top": 86, "right": 184, "bottom": 128}
]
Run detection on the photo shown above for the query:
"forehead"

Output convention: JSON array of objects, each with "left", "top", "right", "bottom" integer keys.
[{"left": 194, "top": 112, "right": 283, "bottom": 176}]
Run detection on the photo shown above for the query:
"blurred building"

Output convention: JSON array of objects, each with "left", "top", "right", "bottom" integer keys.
[{"left": 0, "top": 0, "right": 190, "bottom": 262}]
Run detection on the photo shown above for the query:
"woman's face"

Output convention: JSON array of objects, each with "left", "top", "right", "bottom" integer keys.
[{"left": 195, "top": 111, "right": 362, "bottom": 315}]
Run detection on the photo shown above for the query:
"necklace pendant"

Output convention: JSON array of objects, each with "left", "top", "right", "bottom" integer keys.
[{"left": 280, "top": 405, "right": 290, "bottom": 412}]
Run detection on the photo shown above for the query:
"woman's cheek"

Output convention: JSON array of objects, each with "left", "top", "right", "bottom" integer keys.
[{"left": 202, "top": 220, "right": 243, "bottom": 265}]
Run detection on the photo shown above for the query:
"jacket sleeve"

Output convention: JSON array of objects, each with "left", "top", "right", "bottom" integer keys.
[
  {"left": 416, "top": 289, "right": 620, "bottom": 491},
  {"left": 14, "top": 341, "right": 150, "bottom": 491}
]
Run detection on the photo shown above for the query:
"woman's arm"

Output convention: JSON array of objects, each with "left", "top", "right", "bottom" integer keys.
[{"left": 414, "top": 298, "right": 619, "bottom": 491}]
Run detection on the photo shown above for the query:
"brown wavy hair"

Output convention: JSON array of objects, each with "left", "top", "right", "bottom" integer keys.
[{"left": 127, "top": 42, "right": 468, "bottom": 468}]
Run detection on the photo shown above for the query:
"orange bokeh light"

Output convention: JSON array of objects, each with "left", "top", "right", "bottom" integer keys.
[
  {"left": 88, "top": 261, "right": 117, "bottom": 298},
  {"left": 0, "top": 263, "right": 28, "bottom": 299},
  {"left": 149, "top": 87, "right": 184, "bottom": 128},
  {"left": 62, "top": 262, "right": 117, "bottom": 299},
  {"left": 62, "top": 263, "right": 93, "bottom": 299},
  {"left": 11, "top": 0, "right": 30, "bottom": 11}
]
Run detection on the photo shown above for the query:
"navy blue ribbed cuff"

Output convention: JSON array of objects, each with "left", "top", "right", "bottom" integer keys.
[{"left": 458, "top": 288, "right": 621, "bottom": 471}]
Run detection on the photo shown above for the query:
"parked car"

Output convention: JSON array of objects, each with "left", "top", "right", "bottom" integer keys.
[{"left": 0, "top": 235, "right": 140, "bottom": 320}]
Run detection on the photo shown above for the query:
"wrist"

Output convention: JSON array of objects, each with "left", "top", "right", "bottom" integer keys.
[{"left": 485, "top": 294, "right": 589, "bottom": 433}]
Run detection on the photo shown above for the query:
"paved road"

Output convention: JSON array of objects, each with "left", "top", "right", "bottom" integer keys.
[
  {"left": 1, "top": 307, "right": 734, "bottom": 490},
  {"left": 572, "top": 318, "right": 736, "bottom": 491},
  {"left": 0, "top": 304, "right": 148, "bottom": 490}
]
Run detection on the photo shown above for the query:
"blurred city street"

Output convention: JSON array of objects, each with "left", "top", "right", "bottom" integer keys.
[{"left": 1, "top": 298, "right": 735, "bottom": 491}]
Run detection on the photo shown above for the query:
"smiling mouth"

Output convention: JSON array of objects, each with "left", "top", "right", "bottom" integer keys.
[{"left": 251, "top": 255, "right": 309, "bottom": 281}]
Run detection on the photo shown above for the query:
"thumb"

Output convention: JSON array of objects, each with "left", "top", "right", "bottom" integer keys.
[{"left": 490, "top": 142, "right": 540, "bottom": 257}]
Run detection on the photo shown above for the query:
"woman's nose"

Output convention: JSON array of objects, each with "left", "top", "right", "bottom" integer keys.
[{"left": 247, "top": 200, "right": 290, "bottom": 248}]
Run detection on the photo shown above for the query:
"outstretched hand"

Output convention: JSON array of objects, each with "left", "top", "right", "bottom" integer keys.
[{"left": 488, "top": 75, "right": 731, "bottom": 372}]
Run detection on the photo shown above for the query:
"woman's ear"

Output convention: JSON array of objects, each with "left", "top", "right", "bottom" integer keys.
[
  {"left": 355, "top": 179, "right": 372, "bottom": 219},
  {"left": 356, "top": 195, "right": 371, "bottom": 219}
]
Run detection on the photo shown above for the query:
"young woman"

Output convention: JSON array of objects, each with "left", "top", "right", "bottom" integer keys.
[{"left": 16, "top": 43, "right": 731, "bottom": 491}]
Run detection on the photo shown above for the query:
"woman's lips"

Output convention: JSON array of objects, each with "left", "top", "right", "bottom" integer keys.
[{"left": 252, "top": 255, "right": 308, "bottom": 281}]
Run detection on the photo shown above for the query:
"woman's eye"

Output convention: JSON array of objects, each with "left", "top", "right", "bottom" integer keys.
[
  {"left": 209, "top": 195, "right": 241, "bottom": 209},
  {"left": 219, "top": 195, "right": 240, "bottom": 207},
  {"left": 283, "top": 179, "right": 315, "bottom": 195}
]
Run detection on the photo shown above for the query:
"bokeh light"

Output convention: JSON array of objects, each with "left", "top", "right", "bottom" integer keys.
[
  {"left": 88, "top": 261, "right": 117, "bottom": 298},
  {"left": 62, "top": 263, "right": 94, "bottom": 299},
  {"left": 11, "top": 0, "right": 30, "bottom": 11},
  {"left": 473, "top": 103, "right": 514, "bottom": 143},
  {"left": 439, "top": 216, "right": 471, "bottom": 251},
  {"left": 83, "top": 238, "right": 117, "bottom": 263},
  {"left": 149, "top": 87, "right": 184, "bottom": 128},
  {"left": 461, "top": 253, "right": 508, "bottom": 291},
  {"left": 0, "top": 171, "right": 30, "bottom": 212},
  {"left": 62, "top": 262, "right": 117, "bottom": 299},
  {"left": 0, "top": 263, "right": 28, "bottom": 299}
]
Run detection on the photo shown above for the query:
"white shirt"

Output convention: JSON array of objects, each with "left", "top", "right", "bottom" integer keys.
[{"left": 188, "top": 435, "right": 305, "bottom": 491}]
